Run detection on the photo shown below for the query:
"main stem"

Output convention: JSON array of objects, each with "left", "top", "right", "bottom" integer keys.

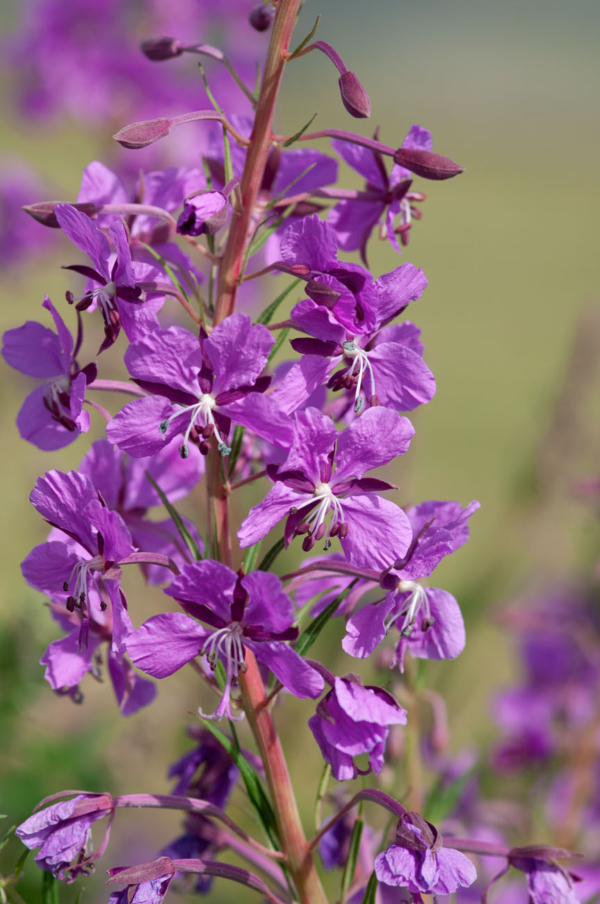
[
  {"left": 206, "top": 5, "right": 328, "bottom": 901},
  {"left": 240, "top": 651, "right": 328, "bottom": 904}
]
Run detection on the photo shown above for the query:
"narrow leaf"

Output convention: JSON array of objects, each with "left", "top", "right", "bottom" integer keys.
[
  {"left": 283, "top": 113, "right": 318, "bottom": 148},
  {"left": 198, "top": 720, "right": 280, "bottom": 849},
  {"left": 340, "top": 818, "right": 363, "bottom": 902},
  {"left": 268, "top": 327, "right": 290, "bottom": 363},
  {"left": 424, "top": 767, "right": 475, "bottom": 824},
  {"left": 289, "top": 15, "right": 321, "bottom": 59},
  {"left": 139, "top": 242, "right": 192, "bottom": 306},
  {"left": 256, "top": 279, "right": 301, "bottom": 326},
  {"left": 145, "top": 471, "right": 202, "bottom": 561},
  {"left": 41, "top": 872, "right": 59, "bottom": 904},
  {"left": 295, "top": 579, "right": 358, "bottom": 658},
  {"left": 359, "top": 871, "right": 378, "bottom": 904},
  {"left": 0, "top": 825, "right": 15, "bottom": 853},
  {"left": 313, "top": 762, "right": 331, "bottom": 832},
  {"left": 242, "top": 542, "right": 262, "bottom": 574},
  {"left": 74, "top": 890, "right": 85, "bottom": 904},
  {"left": 257, "top": 537, "right": 285, "bottom": 572},
  {"left": 197, "top": 61, "right": 224, "bottom": 114},
  {"left": 13, "top": 846, "right": 30, "bottom": 880},
  {"left": 227, "top": 425, "right": 245, "bottom": 474}
]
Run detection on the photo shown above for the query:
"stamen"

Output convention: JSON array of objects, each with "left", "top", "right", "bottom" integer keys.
[
  {"left": 198, "top": 623, "right": 247, "bottom": 722},
  {"left": 384, "top": 581, "right": 429, "bottom": 635},
  {"left": 342, "top": 340, "right": 377, "bottom": 413},
  {"left": 157, "top": 393, "right": 231, "bottom": 456}
]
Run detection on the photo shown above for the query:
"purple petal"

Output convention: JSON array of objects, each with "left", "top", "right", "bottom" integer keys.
[
  {"left": 365, "top": 342, "right": 436, "bottom": 411},
  {"left": 280, "top": 214, "right": 339, "bottom": 270},
  {"left": 16, "top": 385, "right": 81, "bottom": 451},
  {"left": 77, "top": 161, "right": 128, "bottom": 207},
  {"left": 164, "top": 560, "right": 236, "bottom": 624},
  {"left": 204, "top": 313, "right": 273, "bottom": 394},
  {"left": 128, "top": 517, "right": 200, "bottom": 585},
  {"left": 106, "top": 396, "right": 182, "bottom": 458},
  {"left": 283, "top": 407, "right": 338, "bottom": 486},
  {"left": 108, "top": 219, "right": 136, "bottom": 288},
  {"left": 309, "top": 714, "right": 357, "bottom": 781},
  {"left": 220, "top": 393, "right": 294, "bottom": 448},
  {"left": 331, "top": 139, "right": 387, "bottom": 189},
  {"left": 334, "top": 678, "right": 407, "bottom": 726},
  {"left": 21, "top": 541, "right": 79, "bottom": 594},
  {"left": 271, "top": 355, "right": 336, "bottom": 416},
  {"left": 272, "top": 149, "right": 338, "bottom": 197},
  {"left": 241, "top": 571, "right": 294, "bottom": 635},
  {"left": 375, "top": 263, "right": 428, "bottom": 325},
  {"left": 238, "top": 482, "right": 306, "bottom": 549},
  {"left": 291, "top": 298, "right": 348, "bottom": 345},
  {"left": 434, "top": 848, "right": 477, "bottom": 894},
  {"left": 400, "top": 499, "right": 480, "bottom": 579},
  {"left": 375, "top": 844, "right": 420, "bottom": 888},
  {"left": 115, "top": 297, "right": 161, "bottom": 344},
  {"left": 123, "top": 326, "right": 200, "bottom": 393},
  {"left": 77, "top": 440, "right": 123, "bottom": 510},
  {"left": 55, "top": 203, "right": 111, "bottom": 280},
  {"left": 375, "top": 321, "right": 424, "bottom": 355},
  {"left": 342, "top": 596, "right": 395, "bottom": 658},
  {"left": 249, "top": 640, "right": 324, "bottom": 698},
  {"left": 334, "top": 408, "right": 415, "bottom": 484},
  {"left": 41, "top": 630, "right": 102, "bottom": 690},
  {"left": 42, "top": 297, "right": 74, "bottom": 362},
  {"left": 327, "top": 199, "right": 383, "bottom": 253},
  {"left": 404, "top": 588, "right": 466, "bottom": 662},
  {"left": 108, "top": 653, "right": 157, "bottom": 716},
  {"left": 124, "top": 440, "right": 203, "bottom": 510},
  {"left": 2, "top": 321, "right": 65, "bottom": 378},
  {"left": 69, "top": 372, "right": 90, "bottom": 434},
  {"left": 340, "top": 495, "right": 412, "bottom": 569},
  {"left": 126, "top": 613, "right": 210, "bottom": 678},
  {"left": 30, "top": 470, "right": 98, "bottom": 546}
]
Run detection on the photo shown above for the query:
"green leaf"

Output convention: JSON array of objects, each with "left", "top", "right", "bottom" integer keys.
[
  {"left": 255, "top": 279, "right": 301, "bottom": 326},
  {"left": 13, "top": 846, "right": 30, "bottom": 880},
  {"left": 197, "top": 61, "right": 224, "bottom": 114},
  {"left": 294, "top": 579, "right": 358, "bottom": 658},
  {"left": 227, "top": 425, "right": 245, "bottom": 474},
  {"left": 359, "top": 871, "right": 378, "bottom": 904},
  {"left": 138, "top": 242, "right": 192, "bottom": 306},
  {"left": 242, "top": 542, "right": 262, "bottom": 573},
  {"left": 313, "top": 762, "right": 331, "bottom": 832},
  {"left": 424, "top": 767, "right": 475, "bottom": 824},
  {"left": 144, "top": 471, "right": 202, "bottom": 561},
  {"left": 0, "top": 825, "right": 15, "bottom": 853},
  {"left": 288, "top": 14, "right": 321, "bottom": 59},
  {"left": 74, "top": 889, "right": 85, "bottom": 904},
  {"left": 257, "top": 537, "right": 285, "bottom": 572},
  {"left": 41, "top": 872, "right": 59, "bottom": 904},
  {"left": 267, "top": 327, "right": 290, "bottom": 364},
  {"left": 283, "top": 112, "right": 318, "bottom": 148},
  {"left": 198, "top": 720, "right": 279, "bottom": 849},
  {"left": 340, "top": 818, "right": 363, "bottom": 902}
]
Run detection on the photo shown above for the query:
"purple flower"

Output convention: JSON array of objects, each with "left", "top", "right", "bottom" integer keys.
[
  {"left": 274, "top": 262, "right": 433, "bottom": 417},
  {"left": 511, "top": 857, "right": 581, "bottom": 904},
  {"left": 55, "top": 203, "right": 157, "bottom": 351},
  {"left": 238, "top": 406, "right": 415, "bottom": 569},
  {"left": 375, "top": 811, "right": 477, "bottom": 895},
  {"left": 108, "top": 873, "right": 173, "bottom": 904},
  {"left": 16, "top": 792, "right": 114, "bottom": 881},
  {"left": 126, "top": 561, "right": 324, "bottom": 720},
  {"left": 309, "top": 676, "right": 407, "bottom": 780},
  {"left": 177, "top": 189, "right": 229, "bottom": 236},
  {"left": 106, "top": 314, "right": 293, "bottom": 459},
  {"left": 78, "top": 438, "right": 203, "bottom": 584},
  {"left": 2, "top": 296, "right": 94, "bottom": 450},
  {"left": 328, "top": 124, "right": 432, "bottom": 259},
  {"left": 288, "top": 552, "right": 372, "bottom": 618}
]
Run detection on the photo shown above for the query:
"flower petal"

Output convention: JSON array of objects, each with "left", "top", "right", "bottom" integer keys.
[
  {"left": 126, "top": 613, "right": 210, "bottom": 678},
  {"left": 340, "top": 495, "right": 412, "bottom": 569},
  {"left": 249, "top": 640, "right": 324, "bottom": 698},
  {"left": 334, "top": 408, "right": 414, "bottom": 484},
  {"left": 55, "top": 203, "right": 111, "bottom": 280}
]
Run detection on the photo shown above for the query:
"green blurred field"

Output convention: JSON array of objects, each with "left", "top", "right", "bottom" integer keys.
[{"left": 0, "top": 0, "right": 599, "bottom": 900}]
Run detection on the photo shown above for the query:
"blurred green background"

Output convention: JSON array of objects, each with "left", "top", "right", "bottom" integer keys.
[{"left": 0, "top": 0, "right": 599, "bottom": 900}]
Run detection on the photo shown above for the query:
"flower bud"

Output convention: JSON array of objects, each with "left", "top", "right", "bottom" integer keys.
[
  {"left": 339, "top": 71, "right": 371, "bottom": 119},
  {"left": 176, "top": 191, "right": 228, "bottom": 236},
  {"left": 141, "top": 36, "right": 184, "bottom": 61},
  {"left": 393, "top": 147, "right": 464, "bottom": 181},
  {"left": 113, "top": 118, "right": 171, "bottom": 149},
  {"left": 249, "top": 5, "right": 275, "bottom": 32},
  {"left": 23, "top": 201, "right": 96, "bottom": 228}
]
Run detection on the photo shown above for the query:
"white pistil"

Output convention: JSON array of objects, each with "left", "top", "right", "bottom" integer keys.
[
  {"left": 65, "top": 555, "right": 104, "bottom": 607},
  {"left": 384, "top": 581, "right": 431, "bottom": 636},
  {"left": 294, "top": 483, "right": 347, "bottom": 550},
  {"left": 159, "top": 392, "right": 231, "bottom": 456},
  {"left": 343, "top": 340, "right": 377, "bottom": 413}
]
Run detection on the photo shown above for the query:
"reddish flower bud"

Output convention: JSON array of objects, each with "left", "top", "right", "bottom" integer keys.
[
  {"left": 113, "top": 118, "right": 171, "bottom": 149},
  {"left": 339, "top": 71, "right": 371, "bottom": 119},
  {"left": 249, "top": 6, "right": 275, "bottom": 32},
  {"left": 141, "top": 36, "right": 184, "bottom": 61},
  {"left": 23, "top": 201, "right": 96, "bottom": 228},
  {"left": 393, "top": 147, "right": 464, "bottom": 181}
]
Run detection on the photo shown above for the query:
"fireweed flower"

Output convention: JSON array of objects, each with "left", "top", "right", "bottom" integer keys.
[
  {"left": 375, "top": 811, "right": 477, "bottom": 895},
  {"left": 16, "top": 793, "right": 114, "bottom": 882},
  {"left": 511, "top": 855, "right": 582, "bottom": 904},
  {"left": 126, "top": 561, "right": 324, "bottom": 720},
  {"left": 274, "top": 262, "right": 434, "bottom": 416},
  {"left": 309, "top": 675, "right": 408, "bottom": 780},
  {"left": 177, "top": 188, "right": 230, "bottom": 236},
  {"left": 55, "top": 203, "right": 159, "bottom": 351},
  {"left": 328, "top": 124, "right": 432, "bottom": 258},
  {"left": 343, "top": 499, "right": 479, "bottom": 665},
  {"left": 106, "top": 313, "right": 293, "bottom": 459},
  {"left": 1, "top": 296, "right": 95, "bottom": 450},
  {"left": 78, "top": 438, "right": 203, "bottom": 584},
  {"left": 238, "top": 406, "right": 415, "bottom": 569}
]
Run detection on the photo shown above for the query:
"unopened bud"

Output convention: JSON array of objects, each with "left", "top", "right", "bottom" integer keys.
[
  {"left": 141, "top": 36, "right": 184, "bottom": 61},
  {"left": 306, "top": 279, "right": 341, "bottom": 308},
  {"left": 393, "top": 147, "right": 464, "bottom": 181},
  {"left": 339, "top": 71, "right": 371, "bottom": 119},
  {"left": 249, "top": 5, "right": 275, "bottom": 32},
  {"left": 23, "top": 201, "right": 96, "bottom": 228},
  {"left": 113, "top": 117, "right": 171, "bottom": 149},
  {"left": 290, "top": 263, "right": 311, "bottom": 277},
  {"left": 177, "top": 191, "right": 228, "bottom": 236}
]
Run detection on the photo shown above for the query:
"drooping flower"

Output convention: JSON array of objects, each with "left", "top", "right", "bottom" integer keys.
[
  {"left": 238, "top": 406, "right": 415, "bottom": 569},
  {"left": 375, "top": 811, "right": 477, "bottom": 895},
  {"left": 106, "top": 313, "right": 293, "bottom": 459},
  {"left": 510, "top": 854, "right": 582, "bottom": 904},
  {"left": 328, "top": 124, "right": 432, "bottom": 258},
  {"left": 77, "top": 438, "right": 203, "bottom": 584},
  {"left": 309, "top": 675, "right": 407, "bottom": 780},
  {"left": 2, "top": 296, "right": 94, "bottom": 450},
  {"left": 16, "top": 793, "right": 114, "bottom": 882},
  {"left": 56, "top": 203, "right": 159, "bottom": 351},
  {"left": 126, "top": 561, "right": 324, "bottom": 721},
  {"left": 274, "top": 262, "right": 434, "bottom": 417}
]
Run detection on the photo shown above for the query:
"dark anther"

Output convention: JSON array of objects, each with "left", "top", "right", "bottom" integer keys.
[{"left": 339, "top": 523, "right": 349, "bottom": 539}]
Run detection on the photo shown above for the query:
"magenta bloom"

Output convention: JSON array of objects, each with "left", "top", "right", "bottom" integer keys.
[
  {"left": 328, "top": 124, "right": 432, "bottom": 258},
  {"left": 309, "top": 676, "right": 407, "bottom": 780},
  {"left": 375, "top": 811, "right": 477, "bottom": 895},
  {"left": 106, "top": 314, "right": 293, "bottom": 459},
  {"left": 126, "top": 561, "right": 324, "bottom": 720},
  {"left": 2, "top": 296, "right": 94, "bottom": 450},
  {"left": 55, "top": 203, "right": 157, "bottom": 351},
  {"left": 78, "top": 438, "right": 203, "bottom": 584},
  {"left": 511, "top": 856, "right": 581, "bottom": 904},
  {"left": 177, "top": 190, "right": 229, "bottom": 236},
  {"left": 238, "top": 406, "right": 414, "bottom": 569},
  {"left": 16, "top": 793, "right": 113, "bottom": 881}
]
